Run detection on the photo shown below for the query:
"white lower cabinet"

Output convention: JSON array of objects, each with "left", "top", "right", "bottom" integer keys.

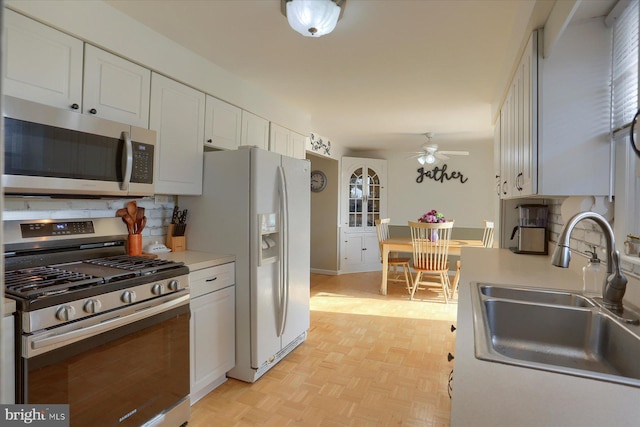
[
  {"left": 189, "top": 262, "right": 236, "bottom": 404},
  {"left": 1, "top": 314, "right": 15, "bottom": 404},
  {"left": 340, "top": 231, "right": 381, "bottom": 273}
]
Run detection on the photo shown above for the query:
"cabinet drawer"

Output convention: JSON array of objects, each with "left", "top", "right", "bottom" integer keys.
[{"left": 190, "top": 262, "right": 235, "bottom": 298}]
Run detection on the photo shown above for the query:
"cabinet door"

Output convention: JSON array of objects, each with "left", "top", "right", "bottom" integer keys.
[
  {"left": 204, "top": 95, "right": 242, "bottom": 150},
  {"left": 517, "top": 34, "right": 537, "bottom": 196},
  {"left": 241, "top": 111, "right": 269, "bottom": 150},
  {"left": 150, "top": 72, "right": 205, "bottom": 195},
  {"left": 290, "top": 131, "right": 307, "bottom": 159},
  {"left": 342, "top": 235, "right": 365, "bottom": 266},
  {"left": 4, "top": 9, "right": 83, "bottom": 111},
  {"left": 269, "top": 123, "right": 291, "bottom": 156},
  {"left": 190, "top": 286, "right": 235, "bottom": 403},
  {"left": 83, "top": 45, "right": 151, "bottom": 128},
  {"left": 341, "top": 158, "right": 386, "bottom": 231}
]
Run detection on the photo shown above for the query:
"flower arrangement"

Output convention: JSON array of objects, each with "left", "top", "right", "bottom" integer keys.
[{"left": 418, "top": 209, "right": 446, "bottom": 223}]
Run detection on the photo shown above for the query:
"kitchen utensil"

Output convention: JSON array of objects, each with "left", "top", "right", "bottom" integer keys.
[
  {"left": 127, "top": 201, "right": 138, "bottom": 221},
  {"left": 115, "top": 208, "right": 128, "bottom": 217},
  {"left": 123, "top": 213, "right": 135, "bottom": 234},
  {"left": 138, "top": 216, "right": 147, "bottom": 234},
  {"left": 171, "top": 206, "right": 180, "bottom": 224}
]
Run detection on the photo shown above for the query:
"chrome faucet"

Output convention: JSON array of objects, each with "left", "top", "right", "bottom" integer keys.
[{"left": 551, "top": 211, "right": 628, "bottom": 312}]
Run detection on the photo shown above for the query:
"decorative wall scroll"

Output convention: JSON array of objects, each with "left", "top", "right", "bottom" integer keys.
[
  {"left": 310, "top": 132, "right": 331, "bottom": 156},
  {"left": 416, "top": 164, "right": 468, "bottom": 184}
]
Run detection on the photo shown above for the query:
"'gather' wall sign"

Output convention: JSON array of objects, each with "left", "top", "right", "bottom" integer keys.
[{"left": 416, "top": 164, "right": 468, "bottom": 184}]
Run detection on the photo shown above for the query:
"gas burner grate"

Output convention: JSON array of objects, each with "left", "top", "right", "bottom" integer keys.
[
  {"left": 85, "top": 255, "right": 183, "bottom": 275},
  {"left": 5, "top": 266, "right": 104, "bottom": 300}
]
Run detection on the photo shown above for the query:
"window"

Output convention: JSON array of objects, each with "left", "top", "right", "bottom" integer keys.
[{"left": 610, "top": 0, "right": 640, "bottom": 266}]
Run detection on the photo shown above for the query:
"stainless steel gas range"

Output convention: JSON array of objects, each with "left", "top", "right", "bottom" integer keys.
[{"left": 3, "top": 217, "right": 191, "bottom": 427}]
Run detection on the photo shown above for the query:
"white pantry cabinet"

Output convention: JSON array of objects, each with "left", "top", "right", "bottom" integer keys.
[
  {"left": 82, "top": 45, "right": 151, "bottom": 128},
  {"left": 189, "top": 262, "right": 236, "bottom": 404},
  {"left": 150, "top": 72, "right": 205, "bottom": 195},
  {"left": 269, "top": 123, "right": 307, "bottom": 159},
  {"left": 340, "top": 230, "right": 381, "bottom": 273},
  {"left": 241, "top": 111, "right": 270, "bottom": 150},
  {"left": 3, "top": 9, "right": 83, "bottom": 111},
  {"left": 204, "top": 95, "right": 242, "bottom": 150}
]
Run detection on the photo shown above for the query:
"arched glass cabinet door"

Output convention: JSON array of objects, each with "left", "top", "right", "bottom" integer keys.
[{"left": 347, "top": 166, "right": 381, "bottom": 229}]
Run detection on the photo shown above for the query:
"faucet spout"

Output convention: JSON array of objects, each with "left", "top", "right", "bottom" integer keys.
[{"left": 551, "top": 211, "right": 627, "bottom": 311}]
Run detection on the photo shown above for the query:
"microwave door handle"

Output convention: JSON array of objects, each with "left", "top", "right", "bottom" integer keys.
[{"left": 120, "top": 131, "right": 133, "bottom": 191}]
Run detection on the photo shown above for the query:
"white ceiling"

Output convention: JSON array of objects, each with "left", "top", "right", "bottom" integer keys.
[{"left": 105, "top": 0, "right": 615, "bottom": 152}]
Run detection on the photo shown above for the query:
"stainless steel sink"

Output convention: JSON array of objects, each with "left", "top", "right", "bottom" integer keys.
[
  {"left": 472, "top": 282, "right": 640, "bottom": 388},
  {"left": 480, "top": 284, "right": 595, "bottom": 307}
]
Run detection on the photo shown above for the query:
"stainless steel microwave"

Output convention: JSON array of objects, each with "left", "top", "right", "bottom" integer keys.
[{"left": 3, "top": 96, "right": 156, "bottom": 197}]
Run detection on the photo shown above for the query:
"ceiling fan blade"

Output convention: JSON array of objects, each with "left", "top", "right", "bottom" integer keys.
[
  {"left": 435, "top": 153, "right": 450, "bottom": 160},
  {"left": 438, "top": 150, "right": 469, "bottom": 156}
]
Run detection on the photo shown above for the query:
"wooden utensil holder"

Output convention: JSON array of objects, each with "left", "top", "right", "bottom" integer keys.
[{"left": 166, "top": 224, "right": 186, "bottom": 252}]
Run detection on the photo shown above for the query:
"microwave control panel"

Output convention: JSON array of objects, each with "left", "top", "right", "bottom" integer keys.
[{"left": 131, "top": 142, "right": 154, "bottom": 184}]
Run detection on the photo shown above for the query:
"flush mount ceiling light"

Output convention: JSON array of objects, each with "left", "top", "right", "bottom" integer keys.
[{"left": 281, "top": 0, "right": 347, "bottom": 37}]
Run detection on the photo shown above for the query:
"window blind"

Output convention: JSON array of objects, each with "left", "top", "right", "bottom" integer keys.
[{"left": 612, "top": 0, "right": 639, "bottom": 135}]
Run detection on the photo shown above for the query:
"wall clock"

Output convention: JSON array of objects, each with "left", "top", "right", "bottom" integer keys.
[{"left": 310, "top": 170, "right": 327, "bottom": 192}]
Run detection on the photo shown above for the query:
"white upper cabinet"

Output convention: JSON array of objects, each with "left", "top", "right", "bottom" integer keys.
[
  {"left": 204, "top": 95, "right": 242, "bottom": 150},
  {"left": 4, "top": 9, "right": 83, "bottom": 111},
  {"left": 240, "top": 111, "right": 269, "bottom": 150},
  {"left": 269, "top": 122, "right": 307, "bottom": 159},
  {"left": 150, "top": 73, "right": 205, "bottom": 195},
  {"left": 83, "top": 45, "right": 151, "bottom": 128},
  {"left": 269, "top": 122, "right": 291, "bottom": 156},
  {"left": 290, "top": 131, "right": 307, "bottom": 160}
]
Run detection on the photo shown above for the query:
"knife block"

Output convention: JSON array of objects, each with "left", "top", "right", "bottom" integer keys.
[{"left": 166, "top": 224, "right": 186, "bottom": 252}]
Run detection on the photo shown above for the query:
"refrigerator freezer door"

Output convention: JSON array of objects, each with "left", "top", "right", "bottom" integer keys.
[{"left": 280, "top": 155, "right": 311, "bottom": 345}]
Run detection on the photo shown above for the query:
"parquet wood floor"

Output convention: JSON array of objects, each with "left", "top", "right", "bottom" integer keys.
[{"left": 189, "top": 272, "right": 458, "bottom": 426}]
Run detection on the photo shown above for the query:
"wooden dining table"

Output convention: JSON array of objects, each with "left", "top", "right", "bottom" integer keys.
[{"left": 380, "top": 237, "right": 484, "bottom": 295}]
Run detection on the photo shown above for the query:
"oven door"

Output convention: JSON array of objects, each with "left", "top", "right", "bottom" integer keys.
[{"left": 19, "top": 294, "right": 190, "bottom": 427}]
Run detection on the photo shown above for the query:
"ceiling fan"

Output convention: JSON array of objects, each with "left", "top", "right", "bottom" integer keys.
[{"left": 409, "top": 132, "right": 469, "bottom": 165}]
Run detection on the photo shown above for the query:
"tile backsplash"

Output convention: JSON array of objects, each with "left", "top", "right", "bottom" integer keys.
[{"left": 3, "top": 196, "right": 177, "bottom": 249}]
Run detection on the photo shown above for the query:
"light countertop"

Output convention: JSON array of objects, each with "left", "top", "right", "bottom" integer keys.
[
  {"left": 450, "top": 247, "right": 640, "bottom": 426},
  {"left": 159, "top": 250, "right": 235, "bottom": 271}
]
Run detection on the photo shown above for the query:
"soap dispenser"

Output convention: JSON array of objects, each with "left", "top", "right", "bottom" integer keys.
[{"left": 582, "top": 246, "right": 603, "bottom": 297}]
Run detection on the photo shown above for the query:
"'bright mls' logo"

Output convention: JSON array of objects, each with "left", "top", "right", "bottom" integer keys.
[{"left": 1, "top": 405, "right": 69, "bottom": 426}]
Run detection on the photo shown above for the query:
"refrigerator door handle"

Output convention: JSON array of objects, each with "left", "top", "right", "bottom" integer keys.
[{"left": 277, "top": 165, "right": 290, "bottom": 337}]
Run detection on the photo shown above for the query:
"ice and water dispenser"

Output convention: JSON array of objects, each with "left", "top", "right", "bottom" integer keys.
[
  {"left": 259, "top": 213, "right": 280, "bottom": 265},
  {"left": 510, "top": 204, "right": 548, "bottom": 255}
]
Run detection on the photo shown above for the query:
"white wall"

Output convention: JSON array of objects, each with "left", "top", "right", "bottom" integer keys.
[{"left": 357, "top": 140, "right": 495, "bottom": 228}]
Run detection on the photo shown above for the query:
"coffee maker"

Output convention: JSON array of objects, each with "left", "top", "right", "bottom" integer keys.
[{"left": 510, "top": 204, "right": 548, "bottom": 255}]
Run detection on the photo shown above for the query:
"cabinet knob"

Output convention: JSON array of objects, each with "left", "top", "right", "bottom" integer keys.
[
  {"left": 89, "top": 108, "right": 97, "bottom": 114},
  {"left": 207, "top": 139, "right": 213, "bottom": 143},
  {"left": 70, "top": 103, "right": 79, "bottom": 110}
]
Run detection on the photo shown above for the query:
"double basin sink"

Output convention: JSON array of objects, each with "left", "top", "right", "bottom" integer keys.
[{"left": 472, "top": 283, "right": 640, "bottom": 388}]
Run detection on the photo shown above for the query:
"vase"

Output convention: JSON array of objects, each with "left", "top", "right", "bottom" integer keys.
[{"left": 430, "top": 229, "right": 439, "bottom": 242}]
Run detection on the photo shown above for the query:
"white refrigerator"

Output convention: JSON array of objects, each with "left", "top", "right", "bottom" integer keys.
[{"left": 180, "top": 147, "right": 310, "bottom": 383}]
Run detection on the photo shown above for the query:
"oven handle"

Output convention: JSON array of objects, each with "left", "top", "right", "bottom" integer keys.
[{"left": 27, "top": 294, "right": 189, "bottom": 357}]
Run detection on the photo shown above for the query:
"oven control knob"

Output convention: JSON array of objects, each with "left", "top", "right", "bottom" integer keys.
[
  {"left": 83, "top": 299, "right": 102, "bottom": 314},
  {"left": 168, "top": 280, "right": 180, "bottom": 291},
  {"left": 121, "top": 290, "right": 137, "bottom": 304},
  {"left": 152, "top": 283, "right": 165, "bottom": 295},
  {"left": 55, "top": 305, "right": 76, "bottom": 321}
]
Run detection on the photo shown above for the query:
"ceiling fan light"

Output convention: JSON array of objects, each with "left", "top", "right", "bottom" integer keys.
[
  {"left": 286, "top": 0, "right": 341, "bottom": 37},
  {"left": 425, "top": 153, "right": 436, "bottom": 164},
  {"left": 417, "top": 155, "right": 427, "bottom": 165}
]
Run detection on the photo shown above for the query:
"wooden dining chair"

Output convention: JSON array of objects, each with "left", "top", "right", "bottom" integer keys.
[
  {"left": 408, "top": 221, "right": 454, "bottom": 303},
  {"left": 375, "top": 219, "right": 412, "bottom": 293},
  {"left": 482, "top": 220, "right": 495, "bottom": 248}
]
